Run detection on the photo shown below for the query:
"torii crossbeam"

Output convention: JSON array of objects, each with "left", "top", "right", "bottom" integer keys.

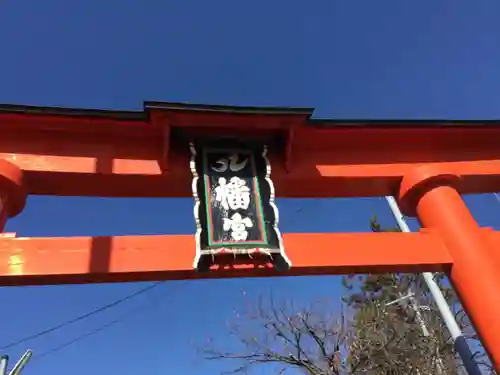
[{"left": 0, "top": 102, "right": 499, "bottom": 369}]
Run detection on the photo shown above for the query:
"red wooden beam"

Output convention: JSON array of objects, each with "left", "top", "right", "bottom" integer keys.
[
  {"left": 0, "top": 103, "right": 500, "bottom": 197},
  {"left": 0, "top": 231, "right": 452, "bottom": 286},
  {"left": 4, "top": 153, "right": 498, "bottom": 198},
  {"left": 0, "top": 102, "right": 500, "bottom": 197}
]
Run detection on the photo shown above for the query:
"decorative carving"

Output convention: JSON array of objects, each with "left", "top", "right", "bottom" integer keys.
[{"left": 190, "top": 140, "right": 291, "bottom": 272}]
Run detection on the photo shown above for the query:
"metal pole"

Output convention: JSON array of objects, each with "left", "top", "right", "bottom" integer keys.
[
  {"left": 8, "top": 350, "right": 32, "bottom": 375},
  {"left": 0, "top": 356, "right": 8, "bottom": 375},
  {"left": 385, "top": 196, "right": 482, "bottom": 375}
]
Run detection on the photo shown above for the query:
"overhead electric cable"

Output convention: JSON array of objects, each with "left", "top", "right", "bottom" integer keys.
[
  {"left": 36, "top": 314, "right": 132, "bottom": 360},
  {"left": 35, "top": 282, "right": 186, "bottom": 360},
  {"left": 1, "top": 281, "right": 163, "bottom": 350},
  {"left": 5, "top": 202, "right": 314, "bottom": 357}
]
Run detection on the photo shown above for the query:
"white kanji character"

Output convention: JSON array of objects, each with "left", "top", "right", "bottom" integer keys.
[
  {"left": 214, "top": 176, "right": 250, "bottom": 211},
  {"left": 212, "top": 153, "right": 248, "bottom": 173},
  {"left": 223, "top": 213, "right": 253, "bottom": 241}
]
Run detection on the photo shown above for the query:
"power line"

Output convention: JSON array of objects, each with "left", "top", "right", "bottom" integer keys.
[
  {"left": 0, "top": 202, "right": 308, "bottom": 351},
  {"left": 1, "top": 281, "right": 163, "bottom": 350},
  {"left": 3, "top": 202, "right": 312, "bottom": 356},
  {"left": 36, "top": 314, "right": 131, "bottom": 360},
  {"left": 35, "top": 282, "right": 186, "bottom": 360}
]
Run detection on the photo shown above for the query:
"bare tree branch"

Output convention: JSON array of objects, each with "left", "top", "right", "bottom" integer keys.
[{"left": 201, "top": 295, "right": 353, "bottom": 374}]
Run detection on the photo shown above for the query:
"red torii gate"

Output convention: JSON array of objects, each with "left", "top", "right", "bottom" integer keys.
[{"left": 0, "top": 101, "right": 499, "bottom": 369}]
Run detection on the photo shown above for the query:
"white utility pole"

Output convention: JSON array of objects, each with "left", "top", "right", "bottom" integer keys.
[
  {"left": 0, "top": 356, "right": 8, "bottom": 375},
  {"left": 0, "top": 351, "right": 32, "bottom": 375},
  {"left": 385, "top": 196, "right": 482, "bottom": 375}
]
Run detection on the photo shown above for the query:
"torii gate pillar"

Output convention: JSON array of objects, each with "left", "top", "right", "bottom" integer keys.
[{"left": 399, "top": 165, "right": 500, "bottom": 369}]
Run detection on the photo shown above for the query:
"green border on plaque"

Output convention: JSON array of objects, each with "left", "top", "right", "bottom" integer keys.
[{"left": 202, "top": 148, "right": 269, "bottom": 248}]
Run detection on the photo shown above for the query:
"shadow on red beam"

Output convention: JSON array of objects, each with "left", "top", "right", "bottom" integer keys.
[{"left": 0, "top": 232, "right": 452, "bottom": 286}]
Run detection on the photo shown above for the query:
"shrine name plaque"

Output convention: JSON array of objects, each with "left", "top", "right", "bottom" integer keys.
[{"left": 190, "top": 140, "right": 291, "bottom": 272}]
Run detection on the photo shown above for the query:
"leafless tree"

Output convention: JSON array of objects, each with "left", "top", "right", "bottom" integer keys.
[
  {"left": 202, "top": 295, "right": 357, "bottom": 374},
  {"left": 202, "top": 279, "right": 496, "bottom": 374},
  {"left": 201, "top": 292, "right": 464, "bottom": 374}
]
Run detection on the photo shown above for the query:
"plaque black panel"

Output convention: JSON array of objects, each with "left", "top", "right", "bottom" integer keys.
[{"left": 190, "top": 139, "right": 290, "bottom": 272}]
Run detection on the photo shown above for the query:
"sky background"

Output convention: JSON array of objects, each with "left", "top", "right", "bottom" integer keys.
[{"left": 0, "top": 0, "right": 499, "bottom": 374}]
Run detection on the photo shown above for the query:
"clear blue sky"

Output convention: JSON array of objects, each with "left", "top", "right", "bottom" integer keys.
[{"left": 0, "top": 1, "right": 499, "bottom": 374}]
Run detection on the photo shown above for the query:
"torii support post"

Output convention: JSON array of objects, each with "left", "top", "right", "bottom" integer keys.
[
  {"left": 400, "top": 166, "right": 500, "bottom": 369},
  {"left": 0, "top": 102, "right": 500, "bottom": 370}
]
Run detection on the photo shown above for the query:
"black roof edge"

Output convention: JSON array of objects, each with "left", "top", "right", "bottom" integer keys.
[
  {"left": 308, "top": 118, "right": 500, "bottom": 127},
  {"left": 0, "top": 102, "right": 498, "bottom": 126},
  {"left": 144, "top": 101, "right": 315, "bottom": 115},
  {"left": 0, "top": 101, "right": 314, "bottom": 119},
  {"left": 0, "top": 103, "right": 146, "bottom": 120}
]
